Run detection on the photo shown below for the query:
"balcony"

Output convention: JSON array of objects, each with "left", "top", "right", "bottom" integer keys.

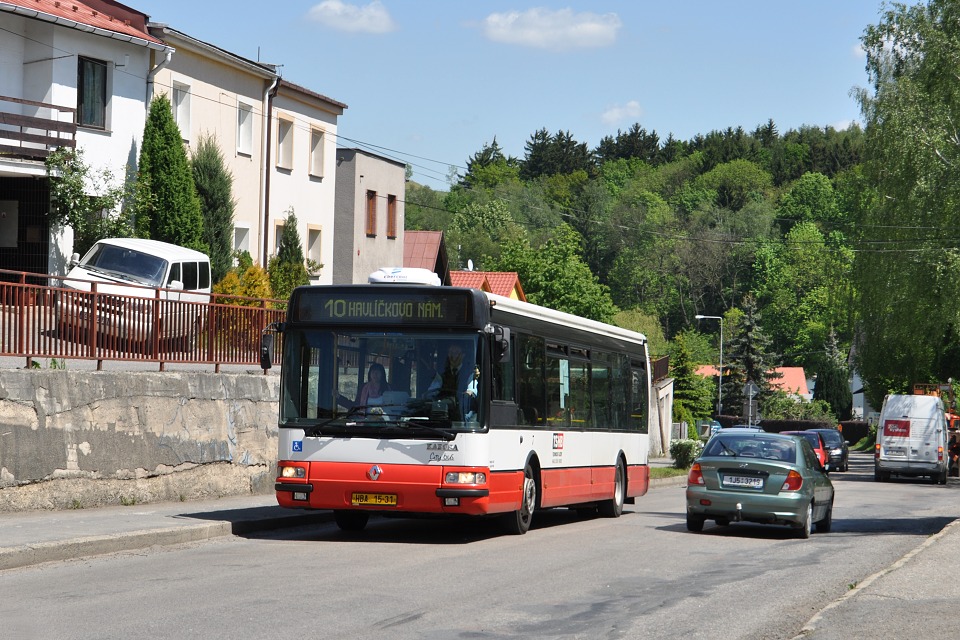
[{"left": 0, "top": 95, "right": 76, "bottom": 161}]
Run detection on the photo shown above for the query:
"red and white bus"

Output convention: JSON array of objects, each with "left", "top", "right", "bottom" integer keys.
[{"left": 263, "top": 281, "right": 653, "bottom": 534}]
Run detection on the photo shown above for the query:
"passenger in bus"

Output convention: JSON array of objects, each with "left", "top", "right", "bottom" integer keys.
[
  {"left": 358, "top": 363, "right": 389, "bottom": 406},
  {"left": 338, "top": 363, "right": 390, "bottom": 412},
  {"left": 464, "top": 365, "right": 480, "bottom": 421}
]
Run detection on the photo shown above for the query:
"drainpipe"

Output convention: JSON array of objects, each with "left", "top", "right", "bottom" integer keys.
[
  {"left": 260, "top": 75, "right": 280, "bottom": 268},
  {"left": 146, "top": 48, "right": 173, "bottom": 105}
]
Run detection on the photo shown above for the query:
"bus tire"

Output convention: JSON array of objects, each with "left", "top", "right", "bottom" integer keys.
[
  {"left": 503, "top": 462, "right": 537, "bottom": 535},
  {"left": 598, "top": 458, "right": 626, "bottom": 518},
  {"left": 334, "top": 510, "right": 369, "bottom": 532}
]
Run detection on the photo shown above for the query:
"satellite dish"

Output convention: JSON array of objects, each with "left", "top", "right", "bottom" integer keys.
[{"left": 467, "top": 259, "right": 474, "bottom": 271}]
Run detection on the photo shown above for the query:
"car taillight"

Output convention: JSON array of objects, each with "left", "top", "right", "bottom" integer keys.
[
  {"left": 687, "top": 462, "right": 704, "bottom": 485},
  {"left": 875, "top": 442, "right": 881, "bottom": 459},
  {"left": 938, "top": 445, "right": 944, "bottom": 462},
  {"left": 781, "top": 470, "right": 803, "bottom": 491}
]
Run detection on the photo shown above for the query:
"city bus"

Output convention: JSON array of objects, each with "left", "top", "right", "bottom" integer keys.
[{"left": 262, "top": 279, "right": 653, "bottom": 534}]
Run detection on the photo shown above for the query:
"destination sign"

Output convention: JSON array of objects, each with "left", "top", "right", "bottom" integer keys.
[{"left": 292, "top": 289, "right": 474, "bottom": 326}]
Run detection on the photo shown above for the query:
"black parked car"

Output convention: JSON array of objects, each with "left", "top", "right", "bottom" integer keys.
[{"left": 807, "top": 428, "right": 849, "bottom": 472}]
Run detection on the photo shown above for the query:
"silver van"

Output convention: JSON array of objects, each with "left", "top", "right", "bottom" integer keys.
[
  {"left": 875, "top": 394, "right": 949, "bottom": 484},
  {"left": 57, "top": 238, "right": 211, "bottom": 347}
]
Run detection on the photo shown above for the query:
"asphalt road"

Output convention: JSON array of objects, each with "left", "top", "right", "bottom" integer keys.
[{"left": 2, "top": 452, "right": 957, "bottom": 639}]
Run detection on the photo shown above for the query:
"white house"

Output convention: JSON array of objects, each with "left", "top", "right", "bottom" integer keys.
[{"left": 0, "top": 0, "right": 171, "bottom": 276}]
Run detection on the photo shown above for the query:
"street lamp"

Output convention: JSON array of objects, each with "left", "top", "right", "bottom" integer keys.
[{"left": 695, "top": 314, "right": 723, "bottom": 416}]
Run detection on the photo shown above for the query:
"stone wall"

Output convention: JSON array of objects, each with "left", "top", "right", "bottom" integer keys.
[{"left": 0, "top": 370, "right": 279, "bottom": 511}]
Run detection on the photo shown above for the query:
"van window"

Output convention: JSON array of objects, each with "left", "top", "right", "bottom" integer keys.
[
  {"left": 167, "top": 263, "right": 181, "bottom": 287},
  {"left": 182, "top": 262, "right": 198, "bottom": 290},
  {"left": 199, "top": 263, "right": 210, "bottom": 290}
]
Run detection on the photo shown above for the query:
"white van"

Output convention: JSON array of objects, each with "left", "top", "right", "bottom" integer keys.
[
  {"left": 875, "top": 393, "right": 949, "bottom": 484},
  {"left": 57, "top": 238, "right": 211, "bottom": 345}
]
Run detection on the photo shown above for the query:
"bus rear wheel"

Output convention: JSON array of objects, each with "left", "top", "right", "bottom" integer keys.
[
  {"left": 598, "top": 458, "right": 626, "bottom": 518},
  {"left": 503, "top": 463, "right": 537, "bottom": 535},
  {"left": 334, "top": 510, "right": 369, "bottom": 532}
]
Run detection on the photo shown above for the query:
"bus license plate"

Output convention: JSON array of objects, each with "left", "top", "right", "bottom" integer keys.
[
  {"left": 723, "top": 475, "right": 763, "bottom": 489},
  {"left": 352, "top": 493, "right": 397, "bottom": 506}
]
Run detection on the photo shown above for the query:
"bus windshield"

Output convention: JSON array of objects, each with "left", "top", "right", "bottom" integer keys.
[{"left": 280, "top": 329, "right": 483, "bottom": 434}]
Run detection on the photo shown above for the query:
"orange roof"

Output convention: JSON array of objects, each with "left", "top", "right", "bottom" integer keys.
[
  {"left": 449, "top": 271, "right": 491, "bottom": 292},
  {"left": 3, "top": 0, "right": 164, "bottom": 46},
  {"left": 771, "top": 367, "right": 810, "bottom": 396},
  {"left": 479, "top": 271, "right": 526, "bottom": 301},
  {"left": 696, "top": 365, "right": 810, "bottom": 396}
]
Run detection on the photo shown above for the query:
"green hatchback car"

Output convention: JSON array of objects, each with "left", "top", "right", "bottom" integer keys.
[{"left": 685, "top": 431, "right": 835, "bottom": 538}]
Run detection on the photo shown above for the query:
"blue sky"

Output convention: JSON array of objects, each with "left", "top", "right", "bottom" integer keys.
[{"left": 131, "top": 1, "right": 886, "bottom": 190}]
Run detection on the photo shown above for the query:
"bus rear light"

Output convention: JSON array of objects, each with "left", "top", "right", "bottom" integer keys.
[
  {"left": 279, "top": 464, "right": 306, "bottom": 479},
  {"left": 445, "top": 471, "right": 486, "bottom": 484},
  {"left": 687, "top": 463, "right": 704, "bottom": 485},
  {"left": 781, "top": 470, "right": 803, "bottom": 491}
]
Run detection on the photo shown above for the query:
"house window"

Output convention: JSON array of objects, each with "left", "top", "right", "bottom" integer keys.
[
  {"left": 309, "top": 129, "right": 324, "bottom": 177},
  {"left": 234, "top": 225, "right": 250, "bottom": 258},
  {"left": 277, "top": 117, "right": 293, "bottom": 170},
  {"left": 77, "top": 56, "right": 107, "bottom": 129},
  {"left": 237, "top": 102, "right": 253, "bottom": 155},
  {"left": 173, "top": 82, "right": 191, "bottom": 142},
  {"left": 275, "top": 223, "right": 285, "bottom": 256},
  {"left": 365, "top": 190, "right": 377, "bottom": 237},
  {"left": 387, "top": 195, "right": 397, "bottom": 239},
  {"left": 308, "top": 227, "right": 322, "bottom": 269}
]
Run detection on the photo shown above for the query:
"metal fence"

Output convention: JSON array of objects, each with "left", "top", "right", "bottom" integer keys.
[{"left": 0, "top": 269, "right": 285, "bottom": 372}]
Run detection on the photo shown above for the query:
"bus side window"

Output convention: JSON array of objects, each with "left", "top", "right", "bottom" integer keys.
[{"left": 517, "top": 334, "right": 545, "bottom": 426}]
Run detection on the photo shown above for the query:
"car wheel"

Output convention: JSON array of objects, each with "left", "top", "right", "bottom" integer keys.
[
  {"left": 796, "top": 502, "right": 813, "bottom": 539},
  {"left": 598, "top": 458, "right": 625, "bottom": 518},
  {"left": 503, "top": 462, "right": 537, "bottom": 535},
  {"left": 816, "top": 498, "right": 833, "bottom": 534},
  {"left": 686, "top": 513, "right": 705, "bottom": 532},
  {"left": 334, "top": 510, "right": 369, "bottom": 532}
]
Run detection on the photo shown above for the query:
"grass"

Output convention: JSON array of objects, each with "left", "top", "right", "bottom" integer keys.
[{"left": 650, "top": 465, "right": 689, "bottom": 479}]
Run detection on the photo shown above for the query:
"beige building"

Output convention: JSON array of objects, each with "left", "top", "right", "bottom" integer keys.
[
  {"left": 145, "top": 26, "right": 346, "bottom": 279},
  {"left": 332, "top": 148, "right": 406, "bottom": 284}
]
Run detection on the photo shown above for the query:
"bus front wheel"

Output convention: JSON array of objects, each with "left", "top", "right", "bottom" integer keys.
[
  {"left": 503, "top": 463, "right": 538, "bottom": 535},
  {"left": 598, "top": 458, "right": 626, "bottom": 518}
]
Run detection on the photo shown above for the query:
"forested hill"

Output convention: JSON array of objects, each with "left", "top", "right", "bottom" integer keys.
[{"left": 405, "top": 121, "right": 863, "bottom": 378}]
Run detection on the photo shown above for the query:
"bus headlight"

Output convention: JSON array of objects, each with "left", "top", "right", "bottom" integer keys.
[
  {"left": 279, "top": 465, "right": 306, "bottom": 479},
  {"left": 445, "top": 471, "right": 486, "bottom": 484}
]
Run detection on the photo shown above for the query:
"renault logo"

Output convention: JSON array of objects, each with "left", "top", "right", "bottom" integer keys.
[{"left": 367, "top": 465, "right": 383, "bottom": 481}]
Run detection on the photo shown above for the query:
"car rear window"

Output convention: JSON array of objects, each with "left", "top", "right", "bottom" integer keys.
[
  {"left": 817, "top": 431, "right": 842, "bottom": 446},
  {"left": 703, "top": 436, "right": 796, "bottom": 463}
]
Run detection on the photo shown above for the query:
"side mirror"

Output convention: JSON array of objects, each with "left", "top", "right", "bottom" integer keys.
[
  {"left": 260, "top": 333, "right": 275, "bottom": 370},
  {"left": 69, "top": 252, "right": 80, "bottom": 268},
  {"left": 168, "top": 280, "right": 184, "bottom": 291}
]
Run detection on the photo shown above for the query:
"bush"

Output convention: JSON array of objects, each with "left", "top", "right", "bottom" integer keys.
[{"left": 669, "top": 438, "right": 703, "bottom": 469}]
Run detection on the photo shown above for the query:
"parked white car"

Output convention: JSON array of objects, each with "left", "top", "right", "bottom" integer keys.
[{"left": 57, "top": 238, "right": 211, "bottom": 347}]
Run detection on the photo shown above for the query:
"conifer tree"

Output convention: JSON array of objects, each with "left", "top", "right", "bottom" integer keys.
[
  {"left": 192, "top": 134, "right": 235, "bottom": 283},
  {"left": 813, "top": 330, "right": 852, "bottom": 420},
  {"left": 723, "top": 295, "right": 781, "bottom": 415},
  {"left": 138, "top": 94, "right": 207, "bottom": 254},
  {"left": 268, "top": 209, "right": 310, "bottom": 300},
  {"left": 670, "top": 331, "right": 715, "bottom": 422}
]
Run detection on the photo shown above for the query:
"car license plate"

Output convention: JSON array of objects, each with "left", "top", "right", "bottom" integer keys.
[
  {"left": 722, "top": 475, "right": 763, "bottom": 489},
  {"left": 351, "top": 492, "right": 397, "bottom": 506}
]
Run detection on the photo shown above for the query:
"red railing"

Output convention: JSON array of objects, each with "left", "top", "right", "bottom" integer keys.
[{"left": 0, "top": 269, "right": 285, "bottom": 372}]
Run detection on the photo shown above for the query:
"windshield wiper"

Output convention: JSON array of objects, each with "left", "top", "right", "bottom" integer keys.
[
  {"left": 717, "top": 440, "right": 738, "bottom": 457},
  {"left": 302, "top": 405, "right": 371, "bottom": 435},
  {"left": 392, "top": 418, "right": 457, "bottom": 441}
]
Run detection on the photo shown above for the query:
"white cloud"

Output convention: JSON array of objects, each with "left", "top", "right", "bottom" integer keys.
[
  {"left": 482, "top": 8, "right": 621, "bottom": 51},
  {"left": 601, "top": 100, "right": 643, "bottom": 126},
  {"left": 307, "top": 0, "right": 397, "bottom": 34},
  {"left": 852, "top": 43, "right": 865, "bottom": 59}
]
